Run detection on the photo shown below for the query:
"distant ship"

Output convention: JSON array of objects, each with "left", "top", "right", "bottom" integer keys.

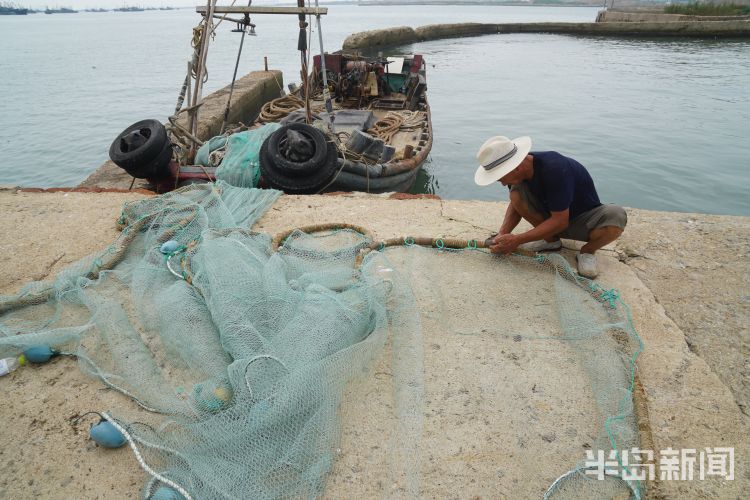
[
  {"left": 44, "top": 7, "right": 76, "bottom": 14},
  {"left": 85, "top": 8, "right": 110, "bottom": 12},
  {"left": 114, "top": 6, "right": 145, "bottom": 12},
  {"left": 0, "top": 2, "right": 28, "bottom": 14}
]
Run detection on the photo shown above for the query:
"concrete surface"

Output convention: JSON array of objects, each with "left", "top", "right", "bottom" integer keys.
[
  {"left": 0, "top": 189, "right": 747, "bottom": 498},
  {"left": 617, "top": 209, "right": 750, "bottom": 419}
]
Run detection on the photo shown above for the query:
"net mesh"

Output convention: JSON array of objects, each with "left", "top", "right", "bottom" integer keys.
[
  {"left": 0, "top": 183, "right": 643, "bottom": 499},
  {"left": 195, "top": 123, "right": 282, "bottom": 188}
]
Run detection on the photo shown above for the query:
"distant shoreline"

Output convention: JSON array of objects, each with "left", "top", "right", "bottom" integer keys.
[
  {"left": 277, "top": 1, "right": 603, "bottom": 6},
  {"left": 355, "top": 1, "right": 600, "bottom": 5}
]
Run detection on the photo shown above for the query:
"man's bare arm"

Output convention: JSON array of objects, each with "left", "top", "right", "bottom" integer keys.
[
  {"left": 498, "top": 203, "right": 522, "bottom": 236},
  {"left": 516, "top": 209, "right": 569, "bottom": 244}
]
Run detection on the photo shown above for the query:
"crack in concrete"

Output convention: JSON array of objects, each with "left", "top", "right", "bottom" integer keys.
[
  {"left": 438, "top": 200, "right": 495, "bottom": 234},
  {"left": 32, "top": 252, "right": 66, "bottom": 282}
]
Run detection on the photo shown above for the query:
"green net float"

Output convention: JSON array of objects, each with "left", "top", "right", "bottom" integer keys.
[
  {"left": 193, "top": 381, "right": 233, "bottom": 412},
  {"left": 90, "top": 420, "right": 126, "bottom": 448},
  {"left": 23, "top": 345, "right": 58, "bottom": 364},
  {"left": 151, "top": 486, "right": 183, "bottom": 500},
  {"left": 160, "top": 240, "right": 181, "bottom": 254}
]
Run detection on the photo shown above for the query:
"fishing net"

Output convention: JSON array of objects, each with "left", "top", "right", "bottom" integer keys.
[
  {"left": 195, "top": 123, "right": 282, "bottom": 188},
  {"left": 0, "top": 183, "right": 643, "bottom": 499}
]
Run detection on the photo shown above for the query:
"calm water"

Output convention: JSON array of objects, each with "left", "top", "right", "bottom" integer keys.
[{"left": 1, "top": 6, "right": 748, "bottom": 215}]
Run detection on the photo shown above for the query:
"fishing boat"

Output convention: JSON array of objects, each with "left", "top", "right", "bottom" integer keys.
[
  {"left": 44, "top": 7, "right": 76, "bottom": 14},
  {"left": 114, "top": 6, "right": 145, "bottom": 12},
  {"left": 252, "top": 52, "right": 430, "bottom": 193},
  {"left": 106, "top": 3, "right": 431, "bottom": 194},
  {"left": 0, "top": 2, "right": 29, "bottom": 15}
]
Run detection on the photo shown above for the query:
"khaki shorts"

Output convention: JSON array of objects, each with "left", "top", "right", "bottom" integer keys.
[{"left": 510, "top": 182, "right": 627, "bottom": 242}]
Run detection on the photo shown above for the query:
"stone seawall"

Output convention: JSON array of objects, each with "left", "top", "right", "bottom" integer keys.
[
  {"left": 597, "top": 10, "right": 750, "bottom": 23},
  {"left": 78, "top": 70, "right": 283, "bottom": 190},
  {"left": 342, "top": 20, "right": 750, "bottom": 50}
]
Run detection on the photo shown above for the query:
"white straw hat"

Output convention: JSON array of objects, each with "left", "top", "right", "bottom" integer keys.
[{"left": 474, "top": 135, "right": 532, "bottom": 186}]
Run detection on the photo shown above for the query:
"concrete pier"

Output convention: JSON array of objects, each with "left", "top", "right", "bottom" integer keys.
[{"left": 0, "top": 188, "right": 747, "bottom": 498}]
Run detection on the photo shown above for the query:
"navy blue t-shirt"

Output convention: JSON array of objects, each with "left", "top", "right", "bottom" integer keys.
[{"left": 525, "top": 151, "right": 601, "bottom": 220}]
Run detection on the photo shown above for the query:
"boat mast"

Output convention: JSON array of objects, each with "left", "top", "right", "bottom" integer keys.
[
  {"left": 314, "top": 0, "right": 334, "bottom": 129},
  {"left": 187, "top": 0, "right": 218, "bottom": 162}
]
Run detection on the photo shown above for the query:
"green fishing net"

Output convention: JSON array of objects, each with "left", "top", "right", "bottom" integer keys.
[
  {"left": 0, "top": 182, "right": 643, "bottom": 499},
  {"left": 195, "top": 123, "right": 281, "bottom": 188}
]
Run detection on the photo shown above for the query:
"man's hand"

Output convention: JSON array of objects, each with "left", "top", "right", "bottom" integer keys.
[{"left": 490, "top": 233, "right": 520, "bottom": 255}]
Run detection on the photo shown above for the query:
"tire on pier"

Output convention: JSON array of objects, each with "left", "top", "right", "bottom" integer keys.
[
  {"left": 259, "top": 123, "right": 339, "bottom": 194},
  {"left": 109, "top": 119, "right": 173, "bottom": 179}
]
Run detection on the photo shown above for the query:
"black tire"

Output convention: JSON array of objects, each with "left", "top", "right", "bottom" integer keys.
[
  {"left": 109, "top": 119, "right": 169, "bottom": 171},
  {"left": 260, "top": 138, "right": 339, "bottom": 194},
  {"left": 327, "top": 167, "right": 418, "bottom": 194},
  {"left": 122, "top": 140, "right": 173, "bottom": 179},
  {"left": 264, "top": 123, "right": 329, "bottom": 175}
]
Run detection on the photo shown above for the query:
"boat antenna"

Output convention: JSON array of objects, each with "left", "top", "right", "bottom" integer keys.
[
  {"left": 313, "top": 0, "right": 335, "bottom": 133},
  {"left": 295, "top": 0, "right": 313, "bottom": 123},
  {"left": 313, "top": 0, "right": 332, "bottom": 114},
  {"left": 221, "top": 0, "right": 255, "bottom": 133}
]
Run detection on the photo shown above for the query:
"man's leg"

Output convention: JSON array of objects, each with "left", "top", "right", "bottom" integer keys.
[
  {"left": 509, "top": 190, "right": 558, "bottom": 242},
  {"left": 568, "top": 205, "right": 627, "bottom": 278},
  {"left": 580, "top": 226, "right": 623, "bottom": 254}
]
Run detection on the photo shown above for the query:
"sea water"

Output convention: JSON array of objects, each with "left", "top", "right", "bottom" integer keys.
[{"left": 1, "top": 6, "right": 748, "bottom": 215}]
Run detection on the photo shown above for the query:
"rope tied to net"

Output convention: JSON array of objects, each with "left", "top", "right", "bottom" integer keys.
[
  {"left": 600, "top": 288, "right": 620, "bottom": 308},
  {"left": 166, "top": 253, "right": 187, "bottom": 281},
  {"left": 161, "top": 237, "right": 200, "bottom": 283},
  {"left": 583, "top": 280, "right": 622, "bottom": 309},
  {"left": 101, "top": 413, "right": 193, "bottom": 500}
]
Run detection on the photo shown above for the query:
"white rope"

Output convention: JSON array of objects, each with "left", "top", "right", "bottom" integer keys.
[
  {"left": 244, "top": 354, "right": 288, "bottom": 396},
  {"left": 77, "top": 353, "right": 163, "bottom": 413},
  {"left": 166, "top": 253, "right": 186, "bottom": 280},
  {"left": 542, "top": 465, "right": 641, "bottom": 500},
  {"left": 101, "top": 413, "right": 193, "bottom": 500},
  {"left": 400, "top": 110, "right": 426, "bottom": 129}
]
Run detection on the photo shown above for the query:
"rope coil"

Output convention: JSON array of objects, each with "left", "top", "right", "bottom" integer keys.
[{"left": 366, "top": 111, "right": 425, "bottom": 143}]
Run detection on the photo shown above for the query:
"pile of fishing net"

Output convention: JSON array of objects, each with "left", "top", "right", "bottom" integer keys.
[
  {"left": 0, "top": 182, "right": 643, "bottom": 499},
  {"left": 195, "top": 123, "right": 281, "bottom": 187}
]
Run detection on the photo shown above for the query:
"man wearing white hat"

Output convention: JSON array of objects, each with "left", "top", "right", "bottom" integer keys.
[{"left": 474, "top": 135, "right": 627, "bottom": 278}]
